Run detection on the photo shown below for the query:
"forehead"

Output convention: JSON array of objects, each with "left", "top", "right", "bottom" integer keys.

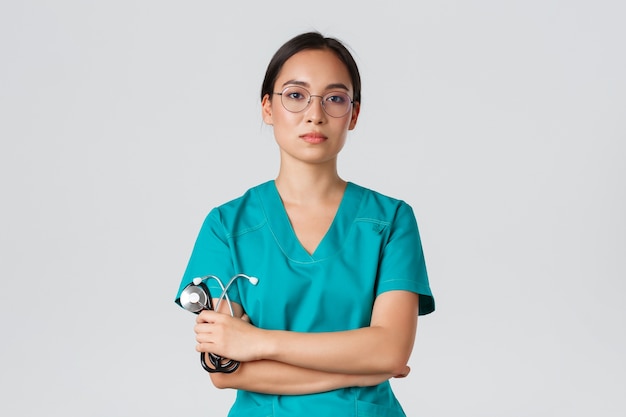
[{"left": 275, "top": 49, "right": 353, "bottom": 91}]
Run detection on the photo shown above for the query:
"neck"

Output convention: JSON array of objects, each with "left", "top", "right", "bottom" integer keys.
[{"left": 275, "top": 161, "right": 346, "bottom": 204}]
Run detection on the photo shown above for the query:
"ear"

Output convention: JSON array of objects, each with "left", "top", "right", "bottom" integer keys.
[
  {"left": 348, "top": 101, "right": 360, "bottom": 131},
  {"left": 261, "top": 94, "right": 273, "bottom": 125}
]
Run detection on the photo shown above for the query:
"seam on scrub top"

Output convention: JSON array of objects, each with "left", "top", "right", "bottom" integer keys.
[
  {"left": 379, "top": 278, "right": 422, "bottom": 285},
  {"left": 377, "top": 278, "right": 431, "bottom": 295},
  {"left": 254, "top": 185, "right": 325, "bottom": 265},
  {"left": 354, "top": 217, "right": 391, "bottom": 227},
  {"left": 225, "top": 220, "right": 267, "bottom": 239},
  {"left": 254, "top": 188, "right": 309, "bottom": 264}
]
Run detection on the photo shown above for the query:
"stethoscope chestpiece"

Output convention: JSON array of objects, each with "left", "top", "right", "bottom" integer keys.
[{"left": 179, "top": 279, "right": 213, "bottom": 313}]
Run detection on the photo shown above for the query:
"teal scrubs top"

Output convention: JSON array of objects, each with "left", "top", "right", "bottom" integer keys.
[{"left": 175, "top": 180, "right": 435, "bottom": 417}]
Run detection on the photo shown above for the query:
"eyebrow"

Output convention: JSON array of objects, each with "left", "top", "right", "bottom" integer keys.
[{"left": 281, "top": 79, "right": 351, "bottom": 91}]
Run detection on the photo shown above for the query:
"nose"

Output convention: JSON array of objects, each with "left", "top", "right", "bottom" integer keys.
[{"left": 305, "top": 95, "right": 326, "bottom": 123}]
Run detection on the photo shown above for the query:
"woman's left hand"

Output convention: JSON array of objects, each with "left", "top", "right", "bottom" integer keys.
[{"left": 194, "top": 309, "right": 265, "bottom": 362}]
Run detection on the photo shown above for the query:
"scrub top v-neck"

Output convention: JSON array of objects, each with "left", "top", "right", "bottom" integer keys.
[
  {"left": 175, "top": 180, "right": 435, "bottom": 417},
  {"left": 259, "top": 180, "right": 361, "bottom": 262}
]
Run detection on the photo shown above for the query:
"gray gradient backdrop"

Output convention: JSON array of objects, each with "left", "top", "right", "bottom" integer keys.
[{"left": 1, "top": 1, "right": 624, "bottom": 416}]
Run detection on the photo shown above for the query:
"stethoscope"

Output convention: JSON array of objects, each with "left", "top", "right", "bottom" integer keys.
[{"left": 179, "top": 274, "right": 259, "bottom": 373}]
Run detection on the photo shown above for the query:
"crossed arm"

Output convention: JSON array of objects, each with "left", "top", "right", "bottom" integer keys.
[{"left": 194, "top": 290, "right": 419, "bottom": 395}]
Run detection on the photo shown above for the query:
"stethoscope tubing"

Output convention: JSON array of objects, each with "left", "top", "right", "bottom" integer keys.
[{"left": 180, "top": 274, "right": 258, "bottom": 373}]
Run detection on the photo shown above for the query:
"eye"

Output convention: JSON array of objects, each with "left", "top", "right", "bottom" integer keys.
[
  {"left": 283, "top": 87, "right": 308, "bottom": 101},
  {"left": 287, "top": 92, "right": 305, "bottom": 100},
  {"left": 325, "top": 93, "right": 349, "bottom": 104}
]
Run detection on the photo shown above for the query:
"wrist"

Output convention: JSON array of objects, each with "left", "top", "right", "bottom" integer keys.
[{"left": 258, "top": 328, "right": 279, "bottom": 361}]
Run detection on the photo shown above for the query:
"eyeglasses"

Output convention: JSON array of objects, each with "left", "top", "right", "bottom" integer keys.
[{"left": 273, "top": 86, "right": 354, "bottom": 118}]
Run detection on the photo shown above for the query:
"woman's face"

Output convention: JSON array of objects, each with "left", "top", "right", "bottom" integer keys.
[{"left": 262, "top": 49, "right": 360, "bottom": 166}]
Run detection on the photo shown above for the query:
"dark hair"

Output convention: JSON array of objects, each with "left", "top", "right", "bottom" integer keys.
[{"left": 260, "top": 32, "right": 361, "bottom": 104}]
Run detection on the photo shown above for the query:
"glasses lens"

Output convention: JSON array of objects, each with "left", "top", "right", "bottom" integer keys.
[
  {"left": 279, "top": 87, "right": 352, "bottom": 117},
  {"left": 280, "top": 86, "right": 310, "bottom": 113},
  {"left": 322, "top": 92, "right": 352, "bottom": 117}
]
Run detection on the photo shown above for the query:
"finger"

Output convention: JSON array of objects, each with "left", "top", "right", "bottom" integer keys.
[
  {"left": 195, "top": 342, "right": 213, "bottom": 353},
  {"left": 195, "top": 329, "right": 215, "bottom": 343},
  {"left": 196, "top": 309, "right": 217, "bottom": 323},
  {"left": 194, "top": 323, "right": 213, "bottom": 335}
]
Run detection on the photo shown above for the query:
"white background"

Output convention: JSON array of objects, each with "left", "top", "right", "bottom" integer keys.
[{"left": 1, "top": 1, "right": 624, "bottom": 416}]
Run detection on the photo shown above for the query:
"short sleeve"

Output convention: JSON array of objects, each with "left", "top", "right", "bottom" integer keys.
[
  {"left": 174, "top": 208, "right": 240, "bottom": 308},
  {"left": 375, "top": 202, "right": 435, "bottom": 315}
]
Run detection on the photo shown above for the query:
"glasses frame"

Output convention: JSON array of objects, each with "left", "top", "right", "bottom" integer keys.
[{"left": 272, "top": 86, "right": 354, "bottom": 118}]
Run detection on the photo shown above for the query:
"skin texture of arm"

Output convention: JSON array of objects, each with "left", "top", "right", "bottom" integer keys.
[
  {"left": 195, "top": 290, "right": 418, "bottom": 393},
  {"left": 208, "top": 359, "right": 404, "bottom": 395},
  {"left": 202, "top": 299, "right": 389, "bottom": 393}
]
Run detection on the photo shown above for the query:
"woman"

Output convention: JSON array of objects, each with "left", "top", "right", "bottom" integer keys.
[{"left": 175, "top": 31, "right": 435, "bottom": 417}]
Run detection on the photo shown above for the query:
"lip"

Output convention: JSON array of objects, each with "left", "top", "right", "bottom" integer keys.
[{"left": 299, "top": 132, "right": 328, "bottom": 144}]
